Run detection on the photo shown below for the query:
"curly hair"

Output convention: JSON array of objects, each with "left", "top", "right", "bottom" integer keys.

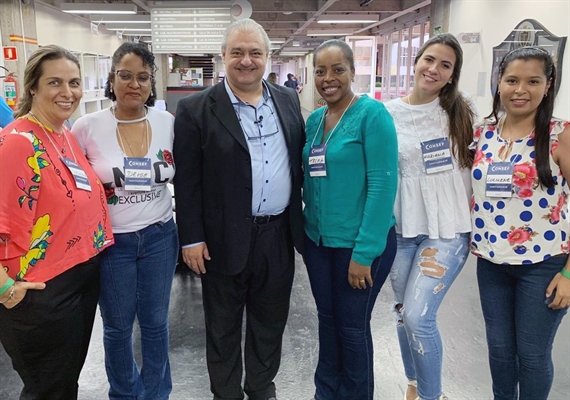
[{"left": 104, "top": 42, "right": 157, "bottom": 107}]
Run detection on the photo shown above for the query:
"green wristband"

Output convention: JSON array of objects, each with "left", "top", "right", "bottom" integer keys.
[
  {"left": 560, "top": 268, "right": 570, "bottom": 280},
  {"left": 0, "top": 277, "right": 15, "bottom": 296}
]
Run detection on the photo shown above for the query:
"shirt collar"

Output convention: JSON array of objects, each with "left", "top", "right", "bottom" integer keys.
[{"left": 224, "top": 77, "right": 272, "bottom": 106}]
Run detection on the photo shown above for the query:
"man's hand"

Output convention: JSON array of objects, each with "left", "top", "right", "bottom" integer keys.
[{"left": 182, "top": 243, "right": 211, "bottom": 275}]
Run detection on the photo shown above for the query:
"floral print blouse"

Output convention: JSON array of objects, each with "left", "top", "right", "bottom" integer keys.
[
  {"left": 470, "top": 118, "right": 569, "bottom": 265},
  {"left": 0, "top": 118, "right": 113, "bottom": 282}
]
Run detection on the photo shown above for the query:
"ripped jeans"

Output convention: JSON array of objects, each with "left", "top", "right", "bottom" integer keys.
[{"left": 389, "top": 233, "right": 469, "bottom": 400}]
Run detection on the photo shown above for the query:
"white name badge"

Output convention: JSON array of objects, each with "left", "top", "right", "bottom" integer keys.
[
  {"left": 309, "top": 144, "right": 327, "bottom": 177},
  {"left": 60, "top": 157, "right": 91, "bottom": 191},
  {"left": 485, "top": 162, "right": 513, "bottom": 198},
  {"left": 421, "top": 137, "right": 453, "bottom": 174},
  {"left": 124, "top": 157, "right": 152, "bottom": 191}
]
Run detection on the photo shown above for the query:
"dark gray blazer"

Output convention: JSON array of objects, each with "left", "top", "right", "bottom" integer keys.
[{"left": 173, "top": 81, "right": 305, "bottom": 275}]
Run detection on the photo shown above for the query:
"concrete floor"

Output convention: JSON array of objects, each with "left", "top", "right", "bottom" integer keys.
[{"left": 0, "top": 252, "right": 569, "bottom": 400}]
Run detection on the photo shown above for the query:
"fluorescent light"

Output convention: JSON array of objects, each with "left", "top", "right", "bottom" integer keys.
[
  {"left": 107, "top": 28, "right": 152, "bottom": 32},
  {"left": 123, "top": 32, "right": 154, "bottom": 36},
  {"left": 90, "top": 15, "right": 150, "bottom": 24},
  {"left": 279, "top": 52, "right": 308, "bottom": 56},
  {"left": 318, "top": 15, "right": 378, "bottom": 24},
  {"left": 60, "top": 3, "right": 137, "bottom": 14},
  {"left": 270, "top": 38, "right": 287, "bottom": 43},
  {"left": 104, "top": 23, "right": 152, "bottom": 31},
  {"left": 307, "top": 29, "right": 354, "bottom": 37}
]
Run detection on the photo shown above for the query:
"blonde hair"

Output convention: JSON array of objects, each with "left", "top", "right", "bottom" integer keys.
[{"left": 14, "top": 45, "right": 80, "bottom": 118}]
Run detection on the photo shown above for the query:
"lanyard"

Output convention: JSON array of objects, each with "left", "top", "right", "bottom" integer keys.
[
  {"left": 310, "top": 94, "right": 357, "bottom": 148},
  {"left": 28, "top": 112, "right": 78, "bottom": 162}
]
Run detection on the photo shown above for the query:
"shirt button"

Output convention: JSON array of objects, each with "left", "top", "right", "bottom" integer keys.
[
  {"left": 266, "top": 180, "right": 269, "bottom": 183},
  {"left": 265, "top": 161, "right": 268, "bottom": 164},
  {"left": 263, "top": 199, "right": 266, "bottom": 202}
]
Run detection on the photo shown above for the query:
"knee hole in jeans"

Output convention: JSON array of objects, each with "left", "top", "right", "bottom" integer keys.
[{"left": 419, "top": 248, "right": 447, "bottom": 295}]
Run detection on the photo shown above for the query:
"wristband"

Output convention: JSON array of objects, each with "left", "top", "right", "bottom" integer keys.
[
  {"left": 560, "top": 268, "right": 570, "bottom": 280},
  {"left": 0, "top": 277, "right": 15, "bottom": 296}
]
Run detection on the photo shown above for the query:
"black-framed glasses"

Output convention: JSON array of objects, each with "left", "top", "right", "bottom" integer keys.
[
  {"left": 237, "top": 102, "right": 280, "bottom": 141},
  {"left": 114, "top": 70, "right": 154, "bottom": 86}
]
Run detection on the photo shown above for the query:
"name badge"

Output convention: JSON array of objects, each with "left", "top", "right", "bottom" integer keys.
[
  {"left": 60, "top": 157, "right": 91, "bottom": 191},
  {"left": 124, "top": 157, "right": 152, "bottom": 191},
  {"left": 309, "top": 145, "right": 327, "bottom": 177},
  {"left": 485, "top": 162, "right": 513, "bottom": 198},
  {"left": 421, "top": 137, "right": 453, "bottom": 174}
]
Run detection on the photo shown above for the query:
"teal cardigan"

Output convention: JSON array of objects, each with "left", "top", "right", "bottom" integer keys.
[{"left": 302, "top": 95, "right": 398, "bottom": 266}]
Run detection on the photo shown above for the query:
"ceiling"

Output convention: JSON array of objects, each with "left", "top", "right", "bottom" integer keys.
[{"left": 42, "top": 0, "right": 432, "bottom": 57}]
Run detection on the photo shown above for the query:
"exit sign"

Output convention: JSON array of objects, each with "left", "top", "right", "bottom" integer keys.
[{"left": 3, "top": 46, "right": 17, "bottom": 61}]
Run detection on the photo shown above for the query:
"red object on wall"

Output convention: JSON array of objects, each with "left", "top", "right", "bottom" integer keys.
[
  {"left": 4, "top": 73, "right": 19, "bottom": 110},
  {"left": 3, "top": 47, "right": 18, "bottom": 61}
]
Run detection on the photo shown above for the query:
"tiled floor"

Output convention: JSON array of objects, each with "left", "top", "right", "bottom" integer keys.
[{"left": 1, "top": 252, "right": 569, "bottom": 400}]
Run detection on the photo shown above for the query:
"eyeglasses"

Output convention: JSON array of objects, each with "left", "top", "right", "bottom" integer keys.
[
  {"left": 114, "top": 70, "right": 154, "bottom": 86},
  {"left": 237, "top": 102, "right": 280, "bottom": 141}
]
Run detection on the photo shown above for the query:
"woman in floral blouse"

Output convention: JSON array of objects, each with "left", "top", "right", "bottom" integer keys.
[
  {"left": 471, "top": 46, "right": 570, "bottom": 400},
  {"left": 72, "top": 43, "right": 178, "bottom": 399}
]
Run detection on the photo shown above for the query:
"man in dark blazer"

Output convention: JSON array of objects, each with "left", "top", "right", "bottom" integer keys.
[{"left": 173, "top": 18, "right": 304, "bottom": 400}]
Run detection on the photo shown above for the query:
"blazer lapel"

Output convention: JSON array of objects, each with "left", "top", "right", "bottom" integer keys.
[
  {"left": 210, "top": 83, "right": 248, "bottom": 151},
  {"left": 269, "top": 87, "right": 293, "bottom": 148}
]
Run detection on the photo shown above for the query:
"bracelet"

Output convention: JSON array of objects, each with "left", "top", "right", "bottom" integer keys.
[
  {"left": 560, "top": 268, "right": 570, "bottom": 280},
  {"left": 0, "top": 278, "right": 15, "bottom": 296},
  {"left": 0, "top": 284, "right": 15, "bottom": 304}
]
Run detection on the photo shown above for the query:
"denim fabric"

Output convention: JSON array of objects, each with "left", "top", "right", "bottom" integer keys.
[
  {"left": 477, "top": 255, "right": 569, "bottom": 400},
  {"left": 390, "top": 233, "right": 469, "bottom": 400},
  {"left": 99, "top": 218, "right": 178, "bottom": 400},
  {"left": 305, "top": 227, "right": 396, "bottom": 400}
]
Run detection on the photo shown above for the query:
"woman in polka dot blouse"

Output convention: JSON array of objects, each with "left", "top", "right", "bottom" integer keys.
[{"left": 471, "top": 47, "right": 570, "bottom": 400}]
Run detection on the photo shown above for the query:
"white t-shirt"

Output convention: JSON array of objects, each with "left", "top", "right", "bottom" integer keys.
[
  {"left": 72, "top": 107, "right": 175, "bottom": 233},
  {"left": 385, "top": 96, "right": 473, "bottom": 239}
]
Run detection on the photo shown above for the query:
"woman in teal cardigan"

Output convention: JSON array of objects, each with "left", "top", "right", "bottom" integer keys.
[{"left": 302, "top": 39, "right": 398, "bottom": 400}]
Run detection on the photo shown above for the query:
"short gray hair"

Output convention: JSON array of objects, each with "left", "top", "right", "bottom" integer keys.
[{"left": 221, "top": 18, "right": 271, "bottom": 55}]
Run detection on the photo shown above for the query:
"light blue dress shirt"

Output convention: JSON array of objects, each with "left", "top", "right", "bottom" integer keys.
[{"left": 224, "top": 79, "right": 291, "bottom": 216}]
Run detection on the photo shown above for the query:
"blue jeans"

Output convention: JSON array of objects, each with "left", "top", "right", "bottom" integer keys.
[
  {"left": 99, "top": 218, "right": 178, "bottom": 400},
  {"left": 390, "top": 233, "right": 469, "bottom": 400},
  {"left": 305, "top": 227, "right": 396, "bottom": 400},
  {"left": 477, "top": 255, "right": 569, "bottom": 400}
]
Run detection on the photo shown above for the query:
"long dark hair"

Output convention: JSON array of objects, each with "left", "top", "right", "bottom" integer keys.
[
  {"left": 414, "top": 34, "right": 475, "bottom": 168},
  {"left": 487, "top": 47, "right": 556, "bottom": 188},
  {"left": 104, "top": 42, "right": 157, "bottom": 107}
]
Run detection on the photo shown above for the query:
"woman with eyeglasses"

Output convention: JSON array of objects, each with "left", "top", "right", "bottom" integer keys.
[{"left": 71, "top": 42, "right": 178, "bottom": 400}]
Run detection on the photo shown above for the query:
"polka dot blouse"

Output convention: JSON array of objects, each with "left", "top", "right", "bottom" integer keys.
[{"left": 470, "top": 118, "right": 570, "bottom": 265}]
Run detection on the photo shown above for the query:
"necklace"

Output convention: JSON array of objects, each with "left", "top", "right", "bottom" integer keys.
[
  {"left": 27, "top": 112, "right": 63, "bottom": 137},
  {"left": 29, "top": 111, "right": 77, "bottom": 162},
  {"left": 111, "top": 106, "right": 148, "bottom": 124},
  {"left": 117, "top": 120, "right": 149, "bottom": 158}
]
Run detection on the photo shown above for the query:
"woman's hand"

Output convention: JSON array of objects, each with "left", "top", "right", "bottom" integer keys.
[
  {"left": 1, "top": 281, "right": 46, "bottom": 309},
  {"left": 348, "top": 259, "right": 373, "bottom": 289},
  {"left": 545, "top": 269, "right": 570, "bottom": 309}
]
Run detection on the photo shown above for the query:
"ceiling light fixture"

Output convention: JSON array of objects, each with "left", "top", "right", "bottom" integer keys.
[
  {"left": 90, "top": 15, "right": 151, "bottom": 23},
  {"left": 318, "top": 15, "right": 378, "bottom": 24},
  {"left": 60, "top": 3, "right": 137, "bottom": 14},
  {"left": 104, "top": 24, "right": 151, "bottom": 31},
  {"left": 307, "top": 29, "right": 354, "bottom": 37},
  {"left": 270, "top": 38, "right": 287, "bottom": 43}
]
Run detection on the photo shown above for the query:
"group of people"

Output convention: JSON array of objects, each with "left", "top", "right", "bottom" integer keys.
[{"left": 0, "top": 17, "right": 568, "bottom": 400}]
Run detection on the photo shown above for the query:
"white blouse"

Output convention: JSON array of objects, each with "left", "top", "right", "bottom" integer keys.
[{"left": 385, "top": 97, "right": 473, "bottom": 239}]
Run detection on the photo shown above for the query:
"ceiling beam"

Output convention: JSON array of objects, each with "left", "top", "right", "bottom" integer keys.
[{"left": 353, "top": 0, "right": 431, "bottom": 33}]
